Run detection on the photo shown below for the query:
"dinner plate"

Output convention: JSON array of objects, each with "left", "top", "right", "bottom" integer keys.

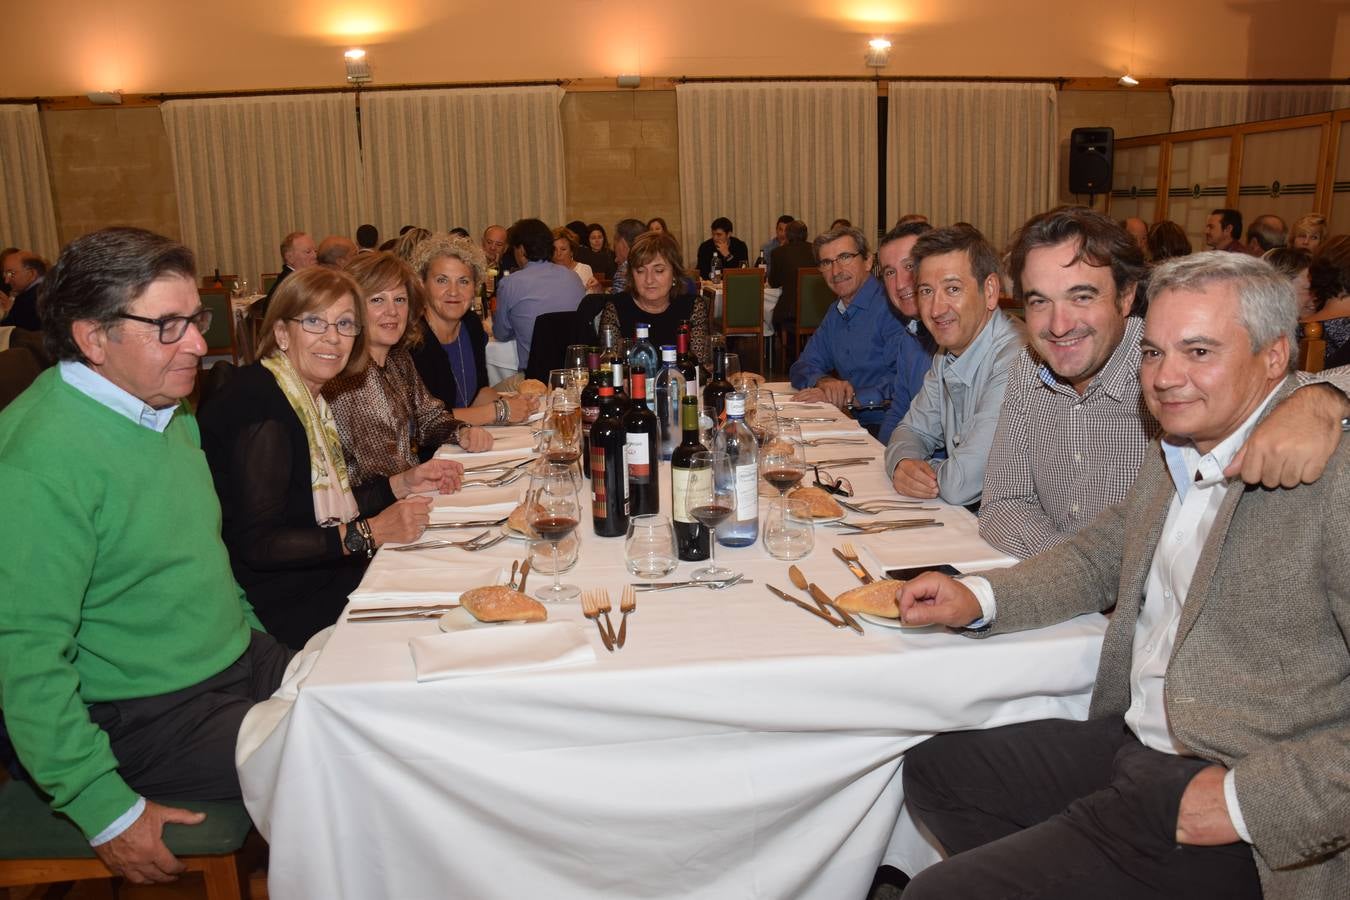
[
  {"left": 438, "top": 607, "right": 535, "bottom": 632},
  {"left": 857, "top": 612, "right": 943, "bottom": 631},
  {"left": 811, "top": 511, "right": 846, "bottom": 524},
  {"left": 501, "top": 523, "right": 532, "bottom": 541}
]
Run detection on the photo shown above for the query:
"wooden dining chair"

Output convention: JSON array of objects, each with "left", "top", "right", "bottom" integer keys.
[
  {"left": 792, "top": 268, "right": 833, "bottom": 355},
  {"left": 260, "top": 273, "right": 280, "bottom": 295},
  {"left": 1298, "top": 320, "right": 1326, "bottom": 373},
  {"left": 0, "top": 777, "right": 259, "bottom": 900},
  {"left": 202, "top": 275, "right": 236, "bottom": 289},
  {"left": 198, "top": 287, "right": 237, "bottom": 362},
  {"left": 720, "top": 268, "right": 765, "bottom": 373}
]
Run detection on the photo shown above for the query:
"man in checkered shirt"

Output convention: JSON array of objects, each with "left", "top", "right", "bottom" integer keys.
[{"left": 979, "top": 207, "right": 1350, "bottom": 559}]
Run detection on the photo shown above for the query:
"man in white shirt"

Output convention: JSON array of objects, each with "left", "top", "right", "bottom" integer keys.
[{"left": 897, "top": 251, "right": 1350, "bottom": 899}]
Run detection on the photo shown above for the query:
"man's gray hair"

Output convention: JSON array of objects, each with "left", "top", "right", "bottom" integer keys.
[
  {"left": 1147, "top": 251, "right": 1298, "bottom": 372},
  {"left": 812, "top": 225, "right": 869, "bottom": 260}
]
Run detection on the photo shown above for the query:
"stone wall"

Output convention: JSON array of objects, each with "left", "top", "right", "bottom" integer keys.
[{"left": 41, "top": 107, "right": 180, "bottom": 246}]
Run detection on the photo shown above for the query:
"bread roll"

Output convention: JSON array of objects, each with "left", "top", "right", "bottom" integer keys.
[
  {"left": 508, "top": 501, "right": 543, "bottom": 534},
  {"left": 833, "top": 580, "right": 902, "bottom": 618},
  {"left": 460, "top": 585, "right": 548, "bottom": 623},
  {"left": 789, "top": 485, "right": 843, "bottom": 518},
  {"left": 517, "top": 378, "right": 548, "bottom": 398}
]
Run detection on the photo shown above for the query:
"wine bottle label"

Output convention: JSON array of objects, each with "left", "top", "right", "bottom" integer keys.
[
  {"left": 591, "top": 447, "right": 607, "bottom": 520},
  {"left": 671, "top": 467, "right": 711, "bottom": 523},
  {"left": 734, "top": 463, "right": 759, "bottom": 521},
  {"left": 625, "top": 433, "right": 652, "bottom": 481},
  {"left": 582, "top": 405, "right": 600, "bottom": 426}
]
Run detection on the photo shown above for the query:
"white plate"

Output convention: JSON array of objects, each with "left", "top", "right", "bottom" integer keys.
[
  {"left": 810, "top": 511, "right": 846, "bottom": 524},
  {"left": 438, "top": 607, "right": 536, "bottom": 632},
  {"left": 501, "top": 523, "right": 532, "bottom": 542},
  {"left": 858, "top": 612, "right": 943, "bottom": 631}
]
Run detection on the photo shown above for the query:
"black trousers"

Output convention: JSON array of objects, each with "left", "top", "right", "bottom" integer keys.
[
  {"left": 901, "top": 716, "right": 1261, "bottom": 899},
  {"left": 87, "top": 630, "right": 294, "bottom": 801}
]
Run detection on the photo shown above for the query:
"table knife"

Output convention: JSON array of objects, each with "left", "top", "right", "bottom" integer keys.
[
  {"left": 807, "top": 583, "right": 865, "bottom": 635},
  {"left": 765, "top": 584, "right": 845, "bottom": 627}
]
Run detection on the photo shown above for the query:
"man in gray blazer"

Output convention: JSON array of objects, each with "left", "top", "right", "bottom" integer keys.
[{"left": 897, "top": 251, "right": 1350, "bottom": 899}]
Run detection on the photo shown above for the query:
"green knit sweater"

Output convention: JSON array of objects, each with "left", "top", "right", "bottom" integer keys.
[{"left": 0, "top": 368, "right": 262, "bottom": 838}]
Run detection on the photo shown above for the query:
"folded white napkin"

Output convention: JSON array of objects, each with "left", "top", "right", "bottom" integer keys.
[
  {"left": 799, "top": 421, "right": 870, "bottom": 438},
  {"left": 349, "top": 563, "right": 507, "bottom": 605},
  {"left": 428, "top": 499, "right": 518, "bottom": 523},
  {"left": 409, "top": 622, "right": 595, "bottom": 681},
  {"left": 438, "top": 426, "right": 538, "bottom": 456},
  {"left": 434, "top": 483, "right": 525, "bottom": 509}
]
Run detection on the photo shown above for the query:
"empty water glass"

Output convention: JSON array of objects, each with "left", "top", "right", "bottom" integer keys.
[
  {"left": 763, "top": 497, "right": 814, "bottom": 560},
  {"left": 624, "top": 515, "right": 678, "bottom": 577}
]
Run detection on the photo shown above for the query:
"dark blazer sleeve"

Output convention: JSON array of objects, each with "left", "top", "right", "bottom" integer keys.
[
  {"left": 464, "top": 312, "right": 490, "bottom": 395},
  {"left": 410, "top": 319, "right": 459, "bottom": 409},
  {"left": 696, "top": 240, "right": 714, "bottom": 279}
]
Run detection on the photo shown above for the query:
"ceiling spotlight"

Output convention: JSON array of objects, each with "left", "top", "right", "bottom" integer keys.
[
  {"left": 345, "top": 48, "right": 372, "bottom": 85},
  {"left": 1118, "top": 73, "right": 1139, "bottom": 87},
  {"left": 86, "top": 91, "right": 123, "bottom": 106},
  {"left": 616, "top": 74, "right": 642, "bottom": 89},
  {"left": 865, "top": 38, "right": 892, "bottom": 69}
]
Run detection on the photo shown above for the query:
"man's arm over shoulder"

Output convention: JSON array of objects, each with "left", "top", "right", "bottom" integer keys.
[{"left": 979, "top": 350, "right": 1069, "bottom": 558}]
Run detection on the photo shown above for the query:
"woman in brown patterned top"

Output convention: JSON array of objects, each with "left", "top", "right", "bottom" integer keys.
[{"left": 324, "top": 253, "right": 493, "bottom": 488}]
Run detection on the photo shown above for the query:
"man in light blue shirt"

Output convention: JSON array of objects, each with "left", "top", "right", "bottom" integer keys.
[
  {"left": 885, "top": 224, "right": 1025, "bottom": 507},
  {"left": 493, "top": 218, "right": 585, "bottom": 367},
  {"left": 759, "top": 214, "right": 793, "bottom": 279},
  {"left": 789, "top": 225, "right": 906, "bottom": 431}
]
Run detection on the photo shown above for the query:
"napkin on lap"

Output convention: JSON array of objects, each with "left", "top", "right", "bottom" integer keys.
[
  {"left": 349, "top": 564, "right": 505, "bottom": 604},
  {"left": 409, "top": 623, "right": 595, "bottom": 680},
  {"left": 428, "top": 499, "right": 518, "bottom": 522}
]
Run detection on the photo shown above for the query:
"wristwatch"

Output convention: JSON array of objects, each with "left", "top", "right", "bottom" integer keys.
[{"left": 343, "top": 516, "right": 374, "bottom": 559}]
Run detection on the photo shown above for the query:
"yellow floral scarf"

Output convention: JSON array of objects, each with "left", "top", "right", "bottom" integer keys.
[{"left": 261, "top": 351, "right": 360, "bottom": 526}]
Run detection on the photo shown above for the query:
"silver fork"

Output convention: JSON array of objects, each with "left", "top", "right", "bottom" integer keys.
[
  {"left": 389, "top": 531, "right": 508, "bottom": 552},
  {"left": 581, "top": 591, "right": 615, "bottom": 652},
  {"left": 836, "top": 498, "right": 933, "bottom": 514},
  {"left": 838, "top": 542, "right": 876, "bottom": 584},
  {"left": 617, "top": 585, "right": 637, "bottom": 649},
  {"left": 800, "top": 438, "right": 869, "bottom": 447},
  {"left": 596, "top": 589, "right": 618, "bottom": 646},
  {"left": 463, "top": 468, "right": 527, "bottom": 489}
]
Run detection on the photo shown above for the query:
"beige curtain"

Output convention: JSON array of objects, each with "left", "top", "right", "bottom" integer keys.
[
  {"left": 359, "top": 87, "right": 566, "bottom": 240},
  {"left": 888, "top": 82, "right": 1058, "bottom": 252},
  {"left": 1171, "top": 85, "right": 1350, "bottom": 132},
  {"left": 676, "top": 82, "right": 876, "bottom": 260},
  {"left": 160, "top": 94, "right": 363, "bottom": 286},
  {"left": 0, "top": 105, "right": 59, "bottom": 261}
]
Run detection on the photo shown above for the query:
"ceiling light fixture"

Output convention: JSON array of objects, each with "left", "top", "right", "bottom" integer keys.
[
  {"left": 617, "top": 74, "right": 641, "bottom": 89},
  {"left": 865, "top": 38, "right": 892, "bottom": 69},
  {"left": 87, "top": 91, "right": 123, "bottom": 105},
  {"left": 344, "top": 48, "right": 372, "bottom": 85},
  {"left": 1118, "top": 73, "right": 1139, "bottom": 87}
]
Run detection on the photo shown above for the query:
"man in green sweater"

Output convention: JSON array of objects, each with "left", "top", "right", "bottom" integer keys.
[{"left": 0, "top": 227, "right": 292, "bottom": 885}]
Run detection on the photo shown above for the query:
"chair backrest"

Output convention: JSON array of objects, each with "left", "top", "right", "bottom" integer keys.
[
  {"left": 525, "top": 309, "right": 595, "bottom": 383},
  {"left": 721, "top": 268, "right": 764, "bottom": 336},
  {"left": 197, "top": 287, "right": 236, "bottom": 358},
  {"left": 261, "top": 272, "right": 280, "bottom": 294},
  {"left": 202, "top": 274, "right": 236, "bottom": 288},
  {"left": 0, "top": 347, "right": 42, "bottom": 412},
  {"left": 796, "top": 268, "right": 833, "bottom": 334},
  {"left": 1298, "top": 319, "right": 1327, "bottom": 373}
]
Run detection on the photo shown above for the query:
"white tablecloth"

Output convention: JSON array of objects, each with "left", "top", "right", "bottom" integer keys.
[
  {"left": 484, "top": 339, "right": 519, "bottom": 386},
  {"left": 238, "top": 386, "right": 1105, "bottom": 899}
]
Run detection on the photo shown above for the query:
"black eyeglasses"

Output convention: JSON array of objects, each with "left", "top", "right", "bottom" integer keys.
[
  {"left": 114, "top": 308, "right": 213, "bottom": 344},
  {"left": 812, "top": 465, "right": 854, "bottom": 497},
  {"left": 818, "top": 251, "right": 861, "bottom": 270},
  {"left": 289, "top": 314, "right": 361, "bottom": 337}
]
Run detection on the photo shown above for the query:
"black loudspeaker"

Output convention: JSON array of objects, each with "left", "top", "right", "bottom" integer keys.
[{"left": 1069, "top": 127, "right": 1115, "bottom": 195}]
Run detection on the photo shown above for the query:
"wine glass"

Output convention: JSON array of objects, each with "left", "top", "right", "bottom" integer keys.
[
  {"left": 525, "top": 463, "right": 582, "bottom": 602},
  {"left": 724, "top": 352, "right": 741, "bottom": 382},
  {"left": 747, "top": 387, "right": 778, "bottom": 444},
  {"left": 231, "top": 276, "right": 250, "bottom": 299},
  {"left": 688, "top": 450, "right": 736, "bottom": 582},
  {"left": 564, "top": 344, "right": 592, "bottom": 370},
  {"left": 541, "top": 388, "right": 583, "bottom": 473},
  {"left": 760, "top": 421, "right": 806, "bottom": 496}
]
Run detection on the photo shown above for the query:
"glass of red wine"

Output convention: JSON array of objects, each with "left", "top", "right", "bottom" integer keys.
[
  {"left": 526, "top": 462, "right": 582, "bottom": 602},
  {"left": 688, "top": 450, "right": 737, "bottom": 582},
  {"left": 760, "top": 421, "right": 806, "bottom": 497}
]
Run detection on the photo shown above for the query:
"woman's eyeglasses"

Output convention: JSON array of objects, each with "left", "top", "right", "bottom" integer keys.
[{"left": 289, "top": 314, "right": 361, "bottom": 337}]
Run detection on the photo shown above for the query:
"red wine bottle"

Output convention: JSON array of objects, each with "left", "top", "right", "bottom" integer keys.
[
  {"left": 579, "top": 353, "right": 603, "bottom": 478},
  {"left": 702, "top": 346, "right": 733, "bottom": 424},
  {"left": 676, "top": 321, "right": 700, "bottom": 395},
  {"left": 670, "top": 382, "right": 710, "bottom": 561},
  {"left": 623, "top": 368, "right": 660, "bottom": 517},
  {"left": 589, "top": 385, "right": 629, "bottom": 537}
]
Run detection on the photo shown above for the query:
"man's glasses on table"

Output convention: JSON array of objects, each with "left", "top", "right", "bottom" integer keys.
[{"left": 812, "top": 465, "right": 853, "bottom": 497}]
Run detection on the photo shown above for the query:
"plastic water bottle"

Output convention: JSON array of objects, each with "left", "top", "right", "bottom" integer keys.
[
  {"left": 711, "top": 391, "right": 759, "bottom": 547},
  {"left": 653, "top": 346, "right": 685, "bottom": 461}
]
